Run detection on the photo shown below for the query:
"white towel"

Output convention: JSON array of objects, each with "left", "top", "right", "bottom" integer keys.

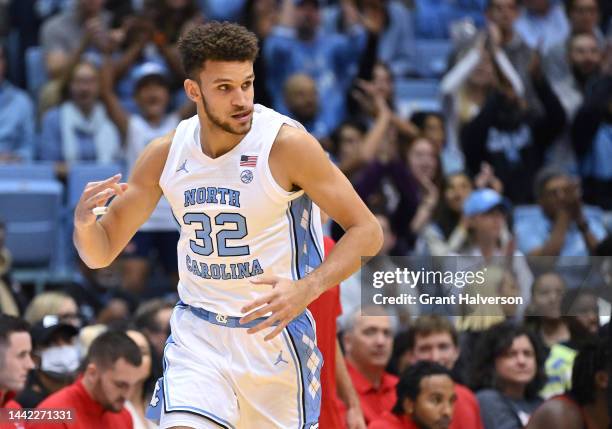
[{"left": 60, "top": 101, "right": 120, "bottom": 163}]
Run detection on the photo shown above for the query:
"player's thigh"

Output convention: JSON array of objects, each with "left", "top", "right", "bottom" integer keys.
[
  {"left": 157, "top": 307, "right": 239, "bottom": 428},
  {"left": 233, "top": 312, "right": 323, "bottom": 429}
]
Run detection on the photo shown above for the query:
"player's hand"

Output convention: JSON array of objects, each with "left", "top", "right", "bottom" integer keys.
[
  {"left": 240, "top": 275, "right": 319, "bottom": 341},
  {"left": 74, "top": 174, "right": 128, "bottom": 229},
  {"left": 346, "top": 405, "right": 367, "bottom": 429}
]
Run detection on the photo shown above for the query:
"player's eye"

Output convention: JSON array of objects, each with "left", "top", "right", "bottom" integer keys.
[
  {"left": 241, "top": 81, "right": 252, "bottom": 90},
  {"left": 218, "top": 85, "right": 229, "bottom": 91}
]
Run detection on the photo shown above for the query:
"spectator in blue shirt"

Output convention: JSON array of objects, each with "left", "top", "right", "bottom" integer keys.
[
  {"left": 414, "top": 0, "right": 487, "bottom": 39},
  {"left": 514, "top": 167, "right": 607, "bottom": 259},
  {"left": 322, "top": 0, "right": 417, "bottom": 77},
  {"left": 571, "top": 72, "right": 612, "bottom": 209},
  {"left": 283, "top": 73, "right": 332, "bottom": 142},
  {"left": 515, "top": 0, "right": 570, "bottom": 52},
  {"left": 0, "top": 45, "right": 35, "bottom": 163},
  {"left": 197, "top": 0, "right": 247, "bottom": 22},
  {"left": 543, "top": 0, "right": 605, "bottom": 86},
  {"left": 264, "top": 0, "right": 366, "bottom": 133}
]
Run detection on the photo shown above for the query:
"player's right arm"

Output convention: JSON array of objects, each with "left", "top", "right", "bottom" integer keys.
[{"left": 73, "top": 133, "right": 172, "bottom": 268}]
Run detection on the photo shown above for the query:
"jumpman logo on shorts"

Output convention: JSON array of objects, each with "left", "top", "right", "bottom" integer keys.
[
  {"left": 274, "top": 350, "right": 289, "bottom": 366},
  {"left": 176, "top": 159, "right": 189, "bottom": 174}
]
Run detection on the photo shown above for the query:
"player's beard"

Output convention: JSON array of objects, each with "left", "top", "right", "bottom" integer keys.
[{"left": 201, "top": 92, "right": 252, "bottom": 136}]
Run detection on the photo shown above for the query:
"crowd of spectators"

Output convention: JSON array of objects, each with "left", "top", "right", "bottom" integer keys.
[{"left": 0, "top": 0, "right": 611, "bottom": 428}]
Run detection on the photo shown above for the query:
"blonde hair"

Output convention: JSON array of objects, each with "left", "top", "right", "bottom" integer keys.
[
  {"left": 456, "top": 265, "right": 507, "bottom": 332},
  {"left": 78, "top": 324, "right": 107, "bottom": 357},
  {"left": 23, "top": 291, "right": 75, "bottom": 325}
]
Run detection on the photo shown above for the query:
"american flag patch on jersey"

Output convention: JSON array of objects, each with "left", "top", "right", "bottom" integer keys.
[{"left": 240, "top": 155, "right": 258, "bottom": 167}]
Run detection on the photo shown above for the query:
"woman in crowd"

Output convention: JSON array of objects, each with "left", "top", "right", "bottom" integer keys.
[
  {"left": 23, "top": 291, "right": 81, "bottom": 328},
  {"left": 125, "top": 329, "right": 156, "bottom": 429},
  {"left": 410, "top": 110, "right": 463, "bottom": 175},
  {"left": 352, "top": 62, "right": 420, "bottom": 138},
  {"left": 415, "top": 161, "right": 504, "bottom": 256},
  {"left": 457, "top": 266, "right": 521, "bottom": 332},
  {"left": 455, "top": 188, "right": 533, "bottom": 309},
  {"left": 400, "top": 137, "right": 443, "bottom": 249},
  {"left": 524, "top": 272, "right": 570, "bottom": 350},
  {"left": 441, "top": 31, "right": 524, "bottom": 162},
  {"left": 333, "top": 84, "right": 395, "bottom": 184},
  {"left": 455, "top": 267, "right": 521, "bottom": 381},
  {"left": 39, "top": 60, "right": 121, "bottom": 178},
  {"left": 353, "top": 135, "right": 442, "bottom": 254},
  {"left": 416, "top": 172, "right": 473, "bottom": 256},
  {"left": 470, "top": 322, "right": 546, "bottom": 429}
]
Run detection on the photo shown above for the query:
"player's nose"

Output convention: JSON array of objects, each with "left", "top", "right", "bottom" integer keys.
[{"left": 232, "top": 89, "right": 248, "bottom": 107}]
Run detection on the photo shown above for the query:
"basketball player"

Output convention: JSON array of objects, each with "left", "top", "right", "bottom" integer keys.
[{"left": 73, "top": 22, "right": 383, "bottom": 429}]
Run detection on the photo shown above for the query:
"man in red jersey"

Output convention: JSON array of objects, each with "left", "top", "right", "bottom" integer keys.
[
  {"left": 401, "top": 315, "right": 484, "bottom": 429},
  {"left": 0, "top": 315, "right": 35, "bottom": 429},
  {"left": 28, "top": 331, "right": 142, "bottom": 429},
  {"left": 341, "top": 308, "right": 397, "bottom": 424},
  {"left": 369, "top": 361, "right": 456, "bottom": 429},
  {"left": 308, "top": 236, "right": 366, "bottom": 428}
]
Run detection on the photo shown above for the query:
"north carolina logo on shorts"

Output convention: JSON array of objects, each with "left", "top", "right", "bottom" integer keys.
[
  {"left": 240, "top": 170, "right": 253, "bottom": 184},
  {"left": 215, "top": 314, "right": 228, "bottom": 324}
]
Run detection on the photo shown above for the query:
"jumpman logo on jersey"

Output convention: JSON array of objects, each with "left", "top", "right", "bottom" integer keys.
[
  {"left": 176, "top": 159, "right": 189, "bottom": 174},
  {"left": 274, "top": 350, "right": 289, "bottom": 366}
]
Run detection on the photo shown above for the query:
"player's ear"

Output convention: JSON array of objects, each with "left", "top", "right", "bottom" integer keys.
[{"left": 184, "top": 79, "right": 201, "bottom": 103}]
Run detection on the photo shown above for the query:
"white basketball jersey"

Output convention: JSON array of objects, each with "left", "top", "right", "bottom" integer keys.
[{"left": 159, "top": 104, "right": 325, "bottom": 316}]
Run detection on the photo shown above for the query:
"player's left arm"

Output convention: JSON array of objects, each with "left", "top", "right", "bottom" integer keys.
[{"left": 240, "top": 125, "right": 383, "bottom": 340}]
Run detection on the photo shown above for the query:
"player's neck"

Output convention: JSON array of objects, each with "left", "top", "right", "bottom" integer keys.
[{"left": 198, "top": 121, "right": 245, "bottom": 159}]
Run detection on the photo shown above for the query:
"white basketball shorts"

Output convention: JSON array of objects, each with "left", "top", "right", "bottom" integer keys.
[{"left": 146, "top": 301, "right": 323, "bottom": 429}]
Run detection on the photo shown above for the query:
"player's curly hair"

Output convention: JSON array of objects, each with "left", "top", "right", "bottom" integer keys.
[{"left": 178, "top": 21, "right": 259, "bottom": 79}]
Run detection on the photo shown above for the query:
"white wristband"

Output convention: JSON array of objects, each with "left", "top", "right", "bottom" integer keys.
[{"left": 92, "top": 206, "right": 108, "bottom": 216}]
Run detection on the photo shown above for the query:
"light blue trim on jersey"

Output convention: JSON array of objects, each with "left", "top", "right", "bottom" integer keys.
[
  {"left": 287, "top": 196, "right": 324, "bottom": 280},
  {"left": 154, "top": 310, "right": 236, "bottom": 429},
  {"left": 307, "top": 202, "right": 324, "bottom": 263},
  {"left": 285, "top": 208, "right": 298, "bottom": 281},
  {"left": 282, "top": 328, "right": 304, "bottom": 428},
  {"left": 285, "top": 312, "right": 323, "bottom": 428},
  {"left": 171, "top": 210, "right": 181, "bottom": 231}
]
